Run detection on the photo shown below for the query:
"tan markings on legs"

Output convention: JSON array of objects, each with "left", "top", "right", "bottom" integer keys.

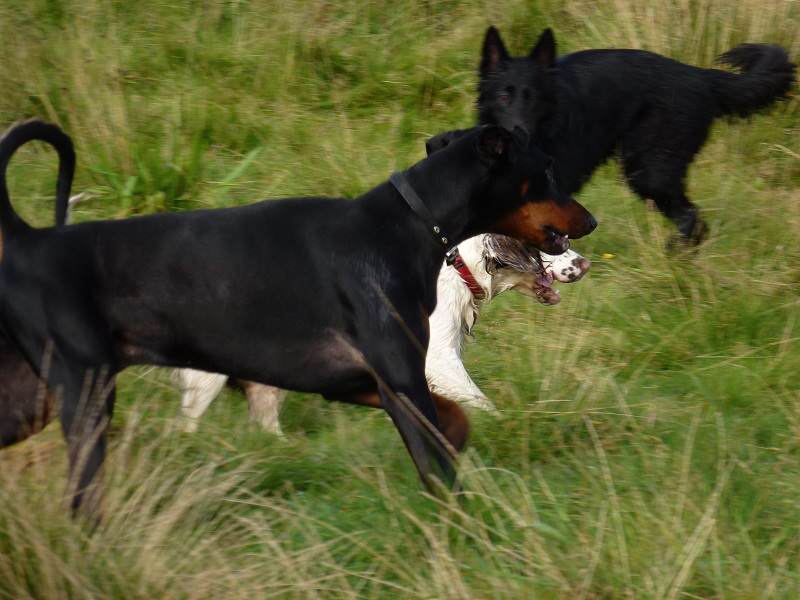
[
  {"left": 240, "top": 381, "right": 286, "bottom": 437},
  {"left": 430, "top": 392, "right": 470, "bottom": 452},
  {"left": 175, "top": 369, "right": 228, "bottom": 432},
  {"left": 330, "top": 390, "right": 468, "bottom": 453},
  {"left": 330, "top": 391, "right": 383, "bottom": 408}
]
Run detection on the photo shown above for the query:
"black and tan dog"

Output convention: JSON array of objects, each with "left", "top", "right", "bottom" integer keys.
[{"left": 0, "top": 120, "right": 595, "bottom": 516}]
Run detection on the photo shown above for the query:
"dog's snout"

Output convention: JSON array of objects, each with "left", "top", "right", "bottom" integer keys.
[
  {"left": 573, "top": 257, "right": 591, "bottom": 274},
  {"left": 560, "top": 199, "right": 597, "bottom": 240}
]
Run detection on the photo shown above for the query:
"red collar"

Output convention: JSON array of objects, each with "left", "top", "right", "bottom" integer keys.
[{"left": 446, "top": 248, "right": 485, "bottom": 300}]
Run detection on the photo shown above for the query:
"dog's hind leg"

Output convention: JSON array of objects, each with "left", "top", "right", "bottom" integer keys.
[
  {"left": 241, "top": 382, "right": 286, "bottom": 436},
  {"left": 174, "top": 369, "right": 228, "bottom": 432}
]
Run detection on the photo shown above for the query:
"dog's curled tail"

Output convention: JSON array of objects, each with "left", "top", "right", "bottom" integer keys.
[
  {"left": 0, "top": 120, "right": 75, "bottom": 236},
  {"left": 712, "top": 44, "right": 796, "bottom": 117}
]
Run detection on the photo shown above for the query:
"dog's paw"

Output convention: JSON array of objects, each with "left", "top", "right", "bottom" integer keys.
[
  {"left": 463, "top": 397, "right": 500, "bottom": 414},
  {"left": 670, "top": 210, "right": 708, "bottom": 250},
  {"left": 181, "top": 417, "right": 200, "bottom": 433}
]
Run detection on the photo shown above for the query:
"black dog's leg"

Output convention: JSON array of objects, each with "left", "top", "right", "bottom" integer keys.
[
  {"left": 377, "top": 384, "right": 457, "bottom": 492},
  {"left": 621, "top": 116, "right": 711, "bottom": 245},
  {"left": 329, "top": 377, "right": 457, "bottom": 491},
  {"left": 365, "top": 345, "right": 458, "bottom": 493},
  {"left": 53, "top": 362, "right": 115, "bottom": 520},
  {"left": 22, "top": 321, "right": 119, "bottom": 519}
]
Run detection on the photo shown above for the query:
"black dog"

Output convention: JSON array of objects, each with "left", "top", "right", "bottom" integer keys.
[
  {"left": 476, "top": 27, "right": 795, "bottom": 243},
  {"left": 0, "top": 120, "right": 596, "bottom": 516}
]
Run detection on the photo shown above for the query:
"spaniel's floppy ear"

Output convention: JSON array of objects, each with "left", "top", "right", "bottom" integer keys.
[
  {"left": 529, "top": 28, "right": 556, "bottom": 69},
  {"left": 481, "top": 26, "right": 510, "bottom": 75}
]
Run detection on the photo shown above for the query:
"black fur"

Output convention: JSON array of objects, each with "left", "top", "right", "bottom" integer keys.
[
  {"left": 0, "top": 121, "right": 595, "bottom": 517},
  {"left": 478, "top": 27, "right": 796, "bottom": 243},
  {"left": 0, "top": 335, "right": 53, "bottom": 447}
]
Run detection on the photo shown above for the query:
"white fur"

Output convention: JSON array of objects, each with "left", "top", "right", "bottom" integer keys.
[{"left": 173, "top": 236, "right": 589, "bottom": 431}]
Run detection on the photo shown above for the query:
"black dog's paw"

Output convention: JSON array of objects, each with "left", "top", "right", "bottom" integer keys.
[
  {"left": 667, "top": 222, "right": 709, "bottom": 254},
  {"left": 668, "top": 209, "right": 708, "bottom": 251},
  {"left": 690, "top": 218, "right": 710, "bottom": 245}
]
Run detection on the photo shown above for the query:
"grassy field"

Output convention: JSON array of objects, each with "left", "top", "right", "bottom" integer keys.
[{"left": 0, "top": 0, "right": 799, "bottom": 597}]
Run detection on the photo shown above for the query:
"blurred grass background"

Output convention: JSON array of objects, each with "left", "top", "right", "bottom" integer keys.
[{"left": 0, "top": 0, "right": 799, "bottom": 598}]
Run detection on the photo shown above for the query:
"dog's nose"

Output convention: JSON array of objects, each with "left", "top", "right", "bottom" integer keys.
[
  {"left": 573, "top": 257, "right": 591, "bottom": 274},
  {"left": 586, "top": 213, "right": 598, "bottom": 232}
]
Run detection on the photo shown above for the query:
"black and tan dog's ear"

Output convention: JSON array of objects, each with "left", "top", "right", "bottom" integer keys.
[
  {"left": 481, "top": 26, "right": 510, "bottom": 75},
  {"left": 425, "top": 129, "right": 469, "bottom": 156},
  {"left": 529, "top": 28, "right": 557, "bottom": 68},
  {"left": 477, "top": 125, "right": 513, "bottom": 165}
]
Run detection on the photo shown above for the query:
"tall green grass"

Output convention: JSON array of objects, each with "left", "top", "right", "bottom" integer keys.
[{"left": 1, "top": 0, "right": 799, "bottom": 597}]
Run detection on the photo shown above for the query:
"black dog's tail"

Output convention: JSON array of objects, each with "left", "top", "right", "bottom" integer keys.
[
  {"left": 712, "top": 44, "right": 796, "bottom": 117},
  {"left": 0, "top": 120, "right": 75, "bottom": 237}
]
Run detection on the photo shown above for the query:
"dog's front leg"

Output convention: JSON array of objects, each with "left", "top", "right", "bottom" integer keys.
[
  {"left": 359, "top": 337, "right": 459, "bottom": 494},
  {"left": 376, "top": 381, "right": 458, "bottom": 494},
  {"left": 426, "top": 347, "right": 498, "bottom": 413}
]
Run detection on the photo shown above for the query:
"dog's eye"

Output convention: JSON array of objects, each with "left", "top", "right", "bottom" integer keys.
[{"left": 498, "top": 86, "right": 514, "bottom": 105}]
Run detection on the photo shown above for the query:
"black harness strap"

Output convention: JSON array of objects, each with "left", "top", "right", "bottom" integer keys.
[{"left": 389, "top": 171, "right": 451, "bottom": 249}]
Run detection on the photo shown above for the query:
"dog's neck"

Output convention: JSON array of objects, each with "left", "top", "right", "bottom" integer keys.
[
  {"left": 434, "top": 235, "right": 510, "bottom": 345},
  {"left": 452, "top": 235, "right": 530, "bottom": 303},
  {"left": 451, "top": 236, "right": 495, "bottom": 303},
  {"left": 398, "top": 159, "right": 486, "bottom": 253}
]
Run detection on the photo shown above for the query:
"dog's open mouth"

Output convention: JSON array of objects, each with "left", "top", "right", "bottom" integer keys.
[
  {"left": 544, "top": 226, "right": 570, "bottom": 254},
  {"left": 530, "top": 259, "right": 561, "bottom": 305},
  {"left": 483, "top": 234, "right": 562, "bottom": 305},
  {"left": 521, "top": 245, "right": 560, "bottom": 305}
]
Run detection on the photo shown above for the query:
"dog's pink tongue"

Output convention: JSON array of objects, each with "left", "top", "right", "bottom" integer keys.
[{"left": 535, "top": 272, "right": 560, "bottom": 305}]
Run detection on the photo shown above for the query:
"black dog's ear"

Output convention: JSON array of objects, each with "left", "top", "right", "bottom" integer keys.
[
  {"left": 426, "top": 129, "right": 470, "bottom": 156},
  {"left": 529, "top": 28, "right": 556, "bottom": 68},
  {"left": 477, "top": 126, "right": 514, "bottom": 165},
  {"left": 481, "top": 26, "right": 510, "bottom": 75},
  {"left": 425, "top": 131, "right": 453, "bottom": 156}
]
